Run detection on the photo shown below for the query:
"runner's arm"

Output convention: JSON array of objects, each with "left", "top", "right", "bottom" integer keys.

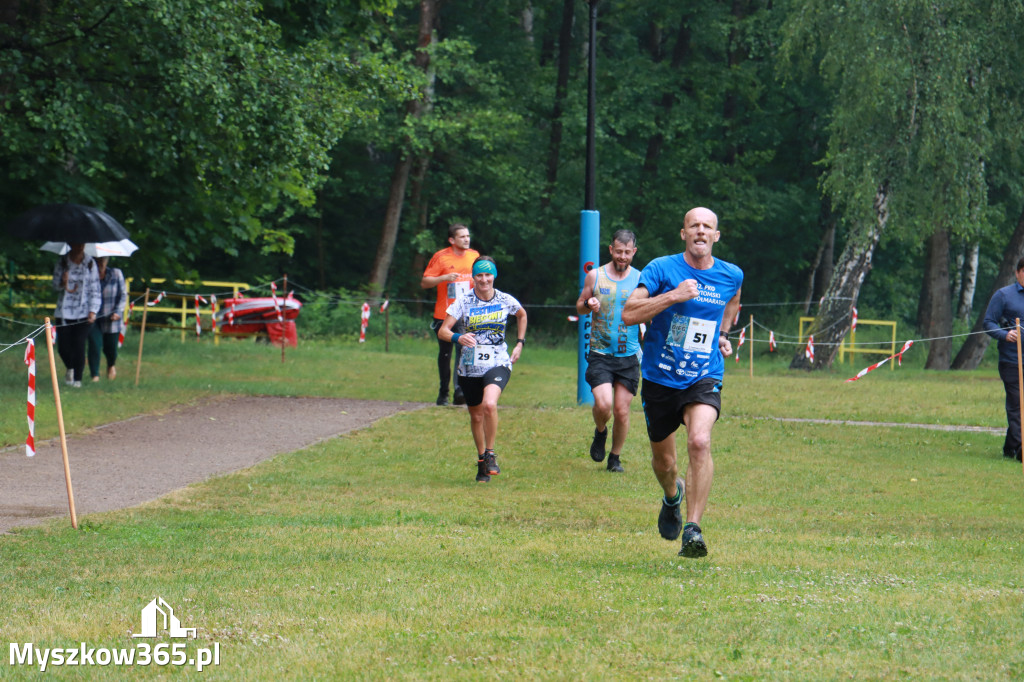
[
  {"left": 621, "top": 280, "right": 698, "bottom": 326},
  {"left": 574, "top": 268, "right": 600, "bottom": 314},
  {"left": 718, "top": 289, "right": 742, "bottom": 357},
  {"left": 510, "top": 307, "right": 527, "bottom": 363},
  {"left": 421, "top": 272, "right": 458, "bottom": 289},
  {"left": 439, "top": 314, "right": 476, "bottom": 347}
]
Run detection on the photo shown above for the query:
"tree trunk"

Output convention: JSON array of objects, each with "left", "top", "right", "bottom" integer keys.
[
  {"left": 922, "top": 228, "right": 952, "bottom": 370},
  {"left": 540, "top": 0, "right": 575, "bottom": 209},
  {"left": 952, "top": 206, "right": 1024, "bottom": 369},
  {"left": 368, "top": 0, "right": 438, "bottom": 295},
  {"left": 802, "top": 217, "right": 835, "bottom": 314},
  {"left": 521, "top": 2, "right": 534, "bottom": 43},
  {"left": 370, "top": 153, "right": 415, "bottom": 294},
  {"left": 790, "top": 183, "right": 889, "bottom": 370},
  {"left": 956, "top": 241, "right": 979, "bottom": 323}
]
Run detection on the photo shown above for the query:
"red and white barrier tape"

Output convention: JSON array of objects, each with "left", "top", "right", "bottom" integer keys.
[
  {"left": 194, "top": 295, "right": 207, "bottom": 336},
  {"left": 379, "top": 299, "right": 389, "bottom": 313},
  {"left": 120, "top": 302, "right": 134, "bottom": 348},
  {"left": 805, "top": 335, "right": 815, "bottom": 363},
  {"left": 735, "top": 327, "right": 745, "bottom": 362},
  {"left": 733, "top": 304, "right": 742, "bottom": 326},
  {"left": 359, "top": 302, "right": 371, "bottom": 343},
  {"left": 568, "top": 315, "right": 579, "bottom": 322},
  {"left": 146, "top": 291, "right": 165, "bottom": 306},
  {"left": 768, "top": 330, "right": 777, "bottom": 352},
  {"left": 210, "top": 295, "right": 218, "bottom": 334},
  {"left": 270, "top": 280, "right": 282, "bottom": 323},
  {"left": 851, "top": 307, "right": 858, "bottom": 332},
  {"left": 845, "top": 340, "right": 914, "bottom": 382},
  {"left": 25, "top": 339, "right": 35, "bottom": 457}
]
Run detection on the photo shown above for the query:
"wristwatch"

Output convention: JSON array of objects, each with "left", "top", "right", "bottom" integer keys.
[{"left": 516, "top": 338, "right": 525, "bottom": 346}]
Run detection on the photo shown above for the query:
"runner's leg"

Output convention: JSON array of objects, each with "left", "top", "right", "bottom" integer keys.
[
  {"left": 681, "top": 403, "right": 717, "bottom": 524},
  {"left": 610, "top": 382, "right": 632, "bottom": 455}
]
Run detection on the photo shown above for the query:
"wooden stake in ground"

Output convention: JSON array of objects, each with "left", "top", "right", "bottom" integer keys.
[
  {"left": 749, "top": 314, "right": 754, "bottom": 378},
  {"left": 1017, "top": 318, "right": 1023, "bottom": 475},
  {"left": 136, "top": 288, "right": 149, "bottom": 387},
  {"left": 281, "top": 274, "right": 287, "bottom": 364},
  {"left": 44, "top": 317, "right": 78, "bottom": 530},
  {"left": 384, "top": 296, "right": 390, "bottom": 353}
]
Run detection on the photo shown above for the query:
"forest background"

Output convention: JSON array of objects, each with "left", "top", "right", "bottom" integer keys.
[{"left": 2, "top": 0, "right": 1024, "bottom": 371}]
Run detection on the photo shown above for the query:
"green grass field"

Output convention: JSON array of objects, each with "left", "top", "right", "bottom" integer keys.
[{"left": 1, "top": 330, "right": 1022, "bottom": 679}]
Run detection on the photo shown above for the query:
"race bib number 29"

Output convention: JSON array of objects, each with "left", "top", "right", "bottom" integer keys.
[{"left": 463, "top": 346, "right": 507, "bottom": 369}]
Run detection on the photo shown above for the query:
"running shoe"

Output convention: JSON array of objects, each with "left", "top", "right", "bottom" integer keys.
[
  {"left": 436, "top": 392, "right": 450, "bottom": 406},
  {"left": 484, "top": 450, "right": 500, "bottom": 476},
  {"left": 606, "top": 454, "right": 624, "bottom": 473},
  {"left": 65, "top": 369, "right": 74, "bottom": 386},
  {"left": 590, "top": 427, "right": 608, "bottom": 462},
  {"left": 476, "top": 457, "right": 490, "bottom": 483},
  {"left": 679, "top": 522, "right": 708, "bottom": 558},
  {"left": 657, "top": 478, "right": 684, "bottom": 540}
]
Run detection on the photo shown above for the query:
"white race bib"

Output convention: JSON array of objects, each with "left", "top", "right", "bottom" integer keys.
[
  {"left": 462, "top": 344, "right": 508, "bottom": 370},
  {"left": 667, "top": 315, "right": 716, "bottom": 354}
]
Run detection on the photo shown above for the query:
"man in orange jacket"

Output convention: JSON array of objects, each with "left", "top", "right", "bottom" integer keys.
[{"left": 421, "top": 223, "right": 480, "bottom": 405}]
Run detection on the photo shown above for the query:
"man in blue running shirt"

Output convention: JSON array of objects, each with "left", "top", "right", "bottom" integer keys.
[{"left": 623, "top": 207, "right": 743, "bottom": 558}]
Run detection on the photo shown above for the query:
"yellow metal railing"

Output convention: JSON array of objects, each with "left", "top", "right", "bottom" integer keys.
[
  {"left": 799, "top": 317, "right": 897, "bottom": 368},
  {"left": 12, "top": 275, "right": 250, "bottom": 344}
]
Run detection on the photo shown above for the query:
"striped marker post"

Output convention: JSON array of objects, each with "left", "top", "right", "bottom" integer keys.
[{"left": 25, "top": 339, "right": 35, "bottom": 457}]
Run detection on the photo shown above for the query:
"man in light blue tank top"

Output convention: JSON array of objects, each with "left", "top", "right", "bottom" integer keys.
[
  {"left": 623, "top": 208, "right": 743, "bottom": 559},
  {"left": 575, "top": 230, "right": 642, "bottom": 473}
]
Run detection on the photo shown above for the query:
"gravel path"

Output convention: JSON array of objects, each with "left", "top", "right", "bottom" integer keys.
[{"left": 0, "top": 396, "right": 428, "bottom": 534}]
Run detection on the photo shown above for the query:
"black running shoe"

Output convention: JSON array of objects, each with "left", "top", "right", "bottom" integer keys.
[
  {"left": 606, "top": 454, "right": 624, "bottom": 473},
  {"left": 452, "top": 388, "right": 466, "bottom": 406},
  {"left": 484, "top": 450, "right": 500, "bottom": 476},
  {"left": 476, "top": 457, "right": 490, "bottom": 483},
  {"left": 679, "top": 522, "right": 708, "bottom": 558},
  {"left": 657, "top": 478, "right": 684, "bottom": 540},
  {"left": 437, "top": 392, "right": 450, "bottom": 406},
  {"left": 590, "top": 427, "right": 608, "bottom": 462}
]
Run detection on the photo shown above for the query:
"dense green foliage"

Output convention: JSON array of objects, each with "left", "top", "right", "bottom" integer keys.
[{"left": 3, "top": 1, "right": 1023, "bottom": 345}]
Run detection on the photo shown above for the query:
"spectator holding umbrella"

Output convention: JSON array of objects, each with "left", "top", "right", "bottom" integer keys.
[
  {"left": 87, "top": 256, "right": 128, "bottom": 382},
  {"left": 52, "top": 243, "right": 101, "bottom": 387}
]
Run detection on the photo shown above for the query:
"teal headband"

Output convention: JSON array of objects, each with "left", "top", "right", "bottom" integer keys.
[{"left": 472, "top": 260, "right": 497, "bottom": 277}]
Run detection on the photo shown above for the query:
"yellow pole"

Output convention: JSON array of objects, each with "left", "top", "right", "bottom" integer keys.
[
  {"left": 180, "top": 293, "right": 187, "bottom": 343},
  {"left": 44, "top": 318, "right": 78, "bottom": 529},
  {"left": 135, "top": 289, "right": 149, "bottom": 387}
]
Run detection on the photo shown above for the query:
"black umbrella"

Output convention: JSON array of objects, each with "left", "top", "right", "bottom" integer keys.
[{"left": 6, "top": 203, "right": 130, "bottom": 243}]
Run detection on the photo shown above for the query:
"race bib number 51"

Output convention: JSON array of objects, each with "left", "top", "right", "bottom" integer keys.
[{"left": 667, "top": 315, "right": 716, "bottom": 354}]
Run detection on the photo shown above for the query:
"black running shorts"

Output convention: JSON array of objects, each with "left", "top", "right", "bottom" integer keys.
[
  {"left": 585, "top": 352, "right": 641, "bottom": 395},
  {"left": 640, "top": 377, "right": 722, "bottom": 443},
  {"left": 459, "top": 366, "right": 512, "bottom": 407}
]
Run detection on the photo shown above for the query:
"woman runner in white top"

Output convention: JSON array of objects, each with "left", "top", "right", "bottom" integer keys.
[{"left": 438, "top": 256, "right": 528, "bottom": 483}]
